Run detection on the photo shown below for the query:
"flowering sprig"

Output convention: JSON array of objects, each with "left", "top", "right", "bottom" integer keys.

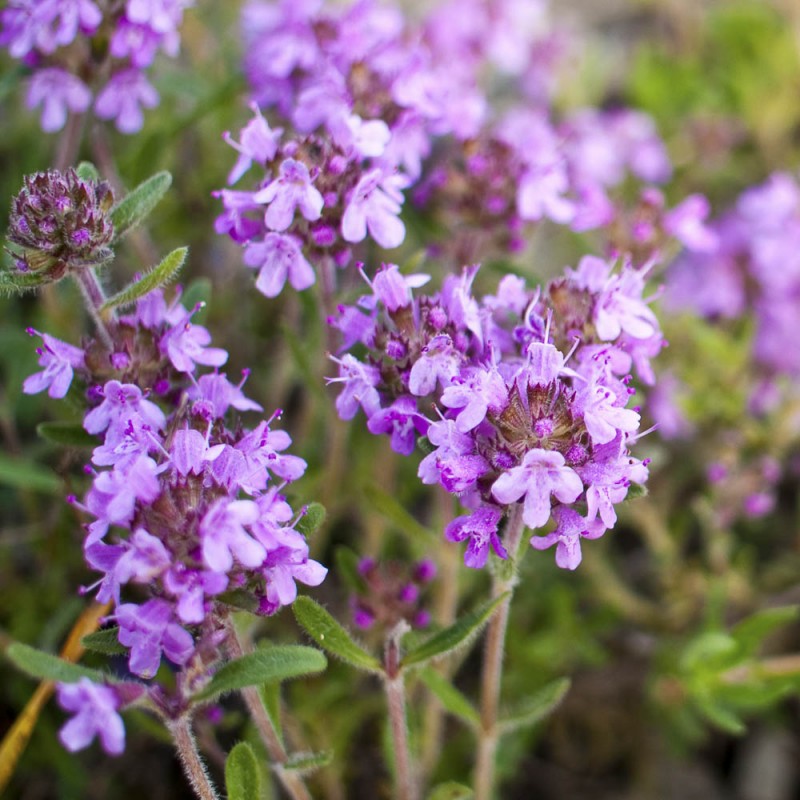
[
  {"left": 1, "top": 0, "right": 194, "bottom": 133},
  {"left": 329, "top": 257, "right": 660, "bottom": 569}
]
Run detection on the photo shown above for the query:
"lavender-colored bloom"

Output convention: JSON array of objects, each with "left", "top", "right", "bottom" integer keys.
[
  {"left": 86, "top": 455, "right": 160, "bottom": 529},
  {"left": 254, "top": 158, "right": 324, "bottom": 231},
  {"left": 492, "top": 449, "right": 583, "bottom": 530},
  {"left": 440, "top": 367, "right": 508, "bottom": 432},
  {"left": 367, "top": 396, "right": 427, "bottom": 455},
  {"left": 94, "top": 70, "right": 159, "bottom": 134},
  {"left": 445, "top": 506, "right": 507, "bottom": 568},
  {"left": 529, "top": 506, "right": 605, "bottom": 570},
  {"left": 26, "top": 69, "right": 91, "bottom": 133},
  {"left": 163, "top": 565, "right": 228, "bottom": 624},
  {"left": 84, "top": 381, "right": 166, "bottom": 436},
  {"left": 159, "top": 310, "right": 228, "bottom": 373},
  {"left": 244, "top": 233, "right": 315, "bottom": 297},
  {"left": 326, "top": 354, "right": 382, "bottom": 420},
  {"left": 199, "top": 498, "right": 266, "bottom": 573},
  {"left": 188, "top": 373, "right": 263, "bottom": 417},
  {"left": 224, "top": 104, "right": 283, "bottom": 184},
  {"left": 57, "top": 679, "right": 124, "bottom": 755},
  {"left": 367, "top": 263, "right": 431, "bottom": 313},
  {"left": 663, "top": 194, "right": 718, "bottom": 252},
  {"left": 342, "top": 169, "right": 407, "bottom": 249},
  {"left": 23, "top": 330, "right": 85, "bottom": 398},
  {"left": 170, "top": 428, "right": 224, "bottom": 476},
  {"left": 408, "top": 334, "right": 461, "bottom": 396},
  {"left": 116, "top": 599, "right": 194, "bottom": 678}
]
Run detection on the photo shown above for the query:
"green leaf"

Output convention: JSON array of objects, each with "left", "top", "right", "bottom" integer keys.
[
  {"left": 110, "top": 171, "right": 172, "bottom": 240},
  {"left": 418, "top": 667, "right": 479, "bottom": 728},
  {"left": 427, "top": 782, "right": 474, "bottom": 800},
  {"left": 217, "top": 589, "right": 259, "bottom": 613},
  {"left": 75, "top": 162, "right": 100, "bottom": 182},
  {"left": 624, "top": 482, "right": 648, "bottom": 502},
  {"left": 80, "top": 628, "right": 127, "bottom": 656},
  {"left": 100, "top": 247, "right": 187, "bottom": 311},
  {"left": 196, "top": 645, "right": 327, "bottom": 702},
  {"left": 731, "top": 607, "right": 799, "bottom": 658},
  {"left": 334, "top": 546, "right": 368, "bottom": 594},
  {"left": 363, "top": 484, "right": 432, "bottom": 543},
  {"left": 293, "top": 596, "right": 382, "bottom": 674},
  {"left": 401, "top": 594, "right": 509, "bottom": 669},
  {"left": 37, "top": 422, "right": 95, "bottom": 448},
  {"left": 695, "top": 696, "right": 747, "bottom": 735},
  {"left": 258, "top": 682, "right": 283, "bottom": 743},
  {"left": 0, "top": 268, "right": 52, "bottom": 295},
  {"left": 5, "top": 642, "right": 106, "bottom": 684},
  {"left": 498, "top": 677, "right": 571, "bottom": 735},
  {"left": 225, "top": 742, "right": 261, "bottom": 800},
  {"left": 296, "top": 502, "right": 326, "bottom": 537},
  {"left": 284, "top": 750, "right": 333, "bottom": 774},
  {"left": 0, "top": 454, "right": 61, "bottom": 494}
]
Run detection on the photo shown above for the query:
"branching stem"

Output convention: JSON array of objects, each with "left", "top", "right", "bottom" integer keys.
[{"left": 225, "top": 621, "right": 313, "bottom": 800}]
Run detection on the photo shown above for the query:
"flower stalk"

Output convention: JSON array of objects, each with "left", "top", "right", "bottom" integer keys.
[
  {"left": 225, "top": 622, "right": 313, "bottom": 800},
  {"left": 474, "top": 504, "right": 526, "bottom": 800},
  {"left": 384, "top": 622, "right": 418, "bottom": 800},
  {"left": 168, "top": 716, "right": 220, "bottom": 800}
]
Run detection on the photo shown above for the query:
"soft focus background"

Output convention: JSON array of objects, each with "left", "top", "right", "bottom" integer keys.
[{"left": 3, "top": 1, "right": 800, "bottom": 798}]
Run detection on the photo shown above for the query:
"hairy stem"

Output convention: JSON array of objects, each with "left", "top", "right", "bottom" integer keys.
[
  {"left": 74, "top": 269, "right": 115, "bottom": 349},
  {"left": 225, "top": 622, "right": 313, "bottom": 800},
  {"left": 384, "top": 625, "right": 418, "bottom": 800},
  {"left": 168, "top": 716, "right": 220, "bottom": 800},
  {"left": 474, "top": 504, "right": 526, "bottom": 800}
]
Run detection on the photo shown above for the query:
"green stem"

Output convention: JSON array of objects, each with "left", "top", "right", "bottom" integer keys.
[
  {"left": 168, "top": 716, "right": 220, "bottom": 800},
  {"left": 225, "top": 622, "right": 313, "bottom": 800},
  {"left": 474, "top": 504, "right": 526, "bottom": 800}
]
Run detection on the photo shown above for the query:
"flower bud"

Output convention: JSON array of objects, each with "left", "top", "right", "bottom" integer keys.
[{"left": 7, "top": 168, "right": 114, "bottom": 281}]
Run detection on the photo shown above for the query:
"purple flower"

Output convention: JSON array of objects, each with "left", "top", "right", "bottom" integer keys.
[
  {"left": 445, "top": 506, "right": 507, "bottom": 568},
  {"left": 342, "top": 169, "right": 407, "bottom": 249},
  {"left": 440, "top": 367, "right": 508, "bottom": 432},
  {"left": 244, "top": 233, "right": 315, "bottom": 297},
  {"left": 94, "top": 70, "right": 159, "bottom": 134},
  {"left": 200, "top": 498, "right": 266, "bottom": 573},
  {"left": 408, "top": 334, "right": 462, "bottom": 396},
  {"left": 664, "top": 194, "right": 718, "bottom": 252},
  {"left": 23, "top": 329, "right": 85, "bottom": 398},
  {"left": 86, "top": 455, "right": 160, "bottom": 530},
  {"left": 84, "top": 381, "right": 166, "bottom": 436},
  {"left": 159, "top": 309, "right": 228, "bottom": 373},
  {"left": 57, "top": 679, "right": 125, "bottom": 755},
  {"left": 253, "top": 158, "right": 324, "bottom": 231},
  {"left": 530, "top": 506, "right": 605, "bottom": 570},
  {"left": 116, "top": 598, "right": 194, "bottom": 678},
  {"left": 170, "top": 428, "right": 224, "bottom": 476},
  {"left": 188, "top": 373, "right": 263, "bottom": 418},
  {"left": 223, "top": 104, "right": 283, "bottom": 184},
  {"left": 367, "top": 396, "right": 427, "bottom": 455},
  {"left": 327, "top": 354, "right": 382, "bottom": 420},
  {"left": 26, "top": 69, "right": 91, "bottom": 133},
  {"left": 491, "top": 449, "right": 583, "bottom": 530}
]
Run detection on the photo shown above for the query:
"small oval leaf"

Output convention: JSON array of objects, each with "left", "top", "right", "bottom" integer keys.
[
  {"left": 37, "top": 422, "right": 95, "bottom": 448},
  {"left": 110, "top": 171, "right": 172, "bottom": 240},
  {"left": 225, "top": 741, "right": 261, "bottom": 800},
  {"left": 427, "top": 781, "right": 474, "bottom": 800},
  {"left": 296, "top": 502, "right": 326, "bottom": 537},
  {"left": 498, "top": 677, "right": 571, "bottom": 735},
  {"left": 101, "top": 247, "right": 187, "bottom": 312},
  {"left": 418, "top": 667, "right": 479, "bottom": 728},
  {"left": 401, "top": 593, "right": 509, "bottom": 669},
  {"left": 284, "top": 749, "right": 333, "bottom": 775},
  {"left": 293, "top": 596, "right": 382, "bottom": 674},
  {"left": 80, "top": 627, "right": 127, "bottom": 656},
  {"left": 75, "top": 162, "right": 100, "bottom": 182},
  {"left": 196, "top": 645, "right": 327, "bottom": 702},
  {"left": 5, "top": 642, "right": 106, "bottom": 684}
]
